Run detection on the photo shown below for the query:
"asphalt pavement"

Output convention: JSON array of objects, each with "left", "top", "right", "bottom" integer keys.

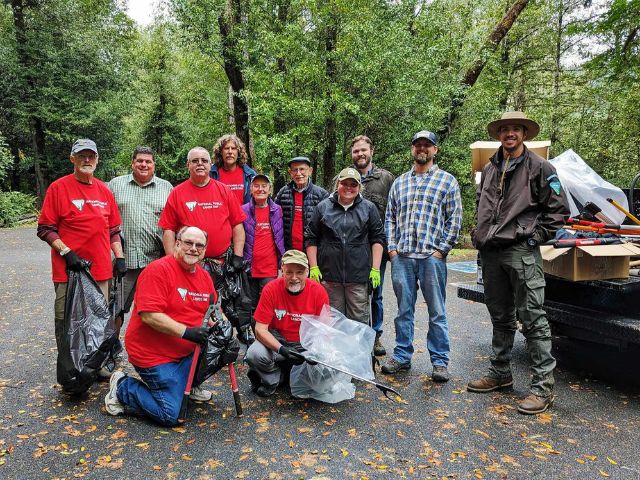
[{"left": 0, "top": 226, "right": 639, "bottom": 479}]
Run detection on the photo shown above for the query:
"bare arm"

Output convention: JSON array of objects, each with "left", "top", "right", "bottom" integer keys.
[
  {"left": 162, "top": 229, "right": 176, "bottom": 256},
  {"left": 111, "top": 241, "right": 124, "bottom": 258},
  {"left": 232, "top": 223, "right": 245, "bottom": 257},
  {"left": 306, "top": 245, "right": 318, "bottom": 268},
  {"left": 140, "top": 311, "right": 188, "bottom": 337},
  {"left": 371, "top": 243, "right": 383, "bottom": 270},
  {"left": 254, "top": 322, "right": 282, "bottom": 352}
]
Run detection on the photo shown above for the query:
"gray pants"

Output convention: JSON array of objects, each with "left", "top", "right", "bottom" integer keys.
[
  {"left": 245, "top": 336, "right": 302, "bottom": 388},
  {"left": 322, "top": 281, "right": 369, "bottom": 324},
  {"left": 481, "top": 242, "right": 555, "bottom": 397}
]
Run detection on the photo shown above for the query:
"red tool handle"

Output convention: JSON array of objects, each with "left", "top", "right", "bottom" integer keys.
[
  {"left": 228, "top": 363, "right": 243, "bottom": 417},
  {"left": 178, "top": 344, "right": 202, "bottom": 423}
]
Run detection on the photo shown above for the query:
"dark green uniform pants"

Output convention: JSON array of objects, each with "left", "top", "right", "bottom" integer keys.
[{"left": 480, "top": 242, "right": 555, "bottom": 397}]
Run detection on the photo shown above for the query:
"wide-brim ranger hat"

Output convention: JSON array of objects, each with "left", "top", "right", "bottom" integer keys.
[
  {"left": 337, "top": 167, "right": 361, "bottom": 184},
  {"left": 487, "top": 111, "right": 540, "bottom": 140},
  {"left": 281, "top": 249, "right": 309, "bottom": 269}
]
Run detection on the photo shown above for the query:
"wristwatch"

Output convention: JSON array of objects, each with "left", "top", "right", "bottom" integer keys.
[
  {"left": 526, "top": 238, "right": 538, "bottom": 249},
  {"left": 59, "top": 247, "right": 71, "bottom": 256}
]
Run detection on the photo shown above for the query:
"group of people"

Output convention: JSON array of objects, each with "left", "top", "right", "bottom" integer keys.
[{"left": 37, "top": 110, "right": 569, "bottom": 426}]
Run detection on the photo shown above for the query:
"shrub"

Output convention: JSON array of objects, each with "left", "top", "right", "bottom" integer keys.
[{"left": 0, "top": 191, "right": 38, "bottom": 227}]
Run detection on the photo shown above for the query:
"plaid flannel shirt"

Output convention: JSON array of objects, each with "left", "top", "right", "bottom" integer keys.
[{"left": 385, "top": 165, "right": 462, "bottom": 256}]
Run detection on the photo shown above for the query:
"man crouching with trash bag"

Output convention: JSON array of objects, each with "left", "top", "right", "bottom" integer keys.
[
  {"left": 245, "top": 250, "right": 329, "bottom": 397},
  {"left": 105, "top": 226, "right": 221, "bottom": 426}
]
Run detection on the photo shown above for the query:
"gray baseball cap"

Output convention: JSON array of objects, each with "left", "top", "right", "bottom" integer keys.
[
  {"left": 251, "top": 174, "right": 272, "bottom": 184},
  {"left": 411, "top": 130, "right": 437, "bottom": 146},
  {"left": 71, "top": 139, "right": 98, "bottom": 155},
  {"left": 287, "top": 156, "right": 311, "bottom": 167}
]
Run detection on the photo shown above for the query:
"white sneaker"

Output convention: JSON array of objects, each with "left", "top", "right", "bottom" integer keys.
[
  {"left": 190, "top": 385, "right": 212, "bottom": 402},
  {"left": 104, "top": 371, "right": 125, "bottom": 415}
]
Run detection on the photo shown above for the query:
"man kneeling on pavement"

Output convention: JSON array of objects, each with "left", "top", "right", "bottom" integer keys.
[
  {"left": 105, "top": 226, "right": 216, "bottom": 426},
  {"left": 245, "top": 250, "right": 329, "bottom": 397}
]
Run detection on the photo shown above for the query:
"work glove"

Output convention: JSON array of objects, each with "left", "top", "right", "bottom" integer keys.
[
  {"left": 113, "top": 258, "right": 128, "bottom": 279},
  {"left": 309, "top": 266, "right": 322, "bottom": 282},
  {"left": 224, "top": 254, "right": 245, "bottom": 276},
  {"left": 182, "top": 326, "right": 212, "bottom": 345},
  {"left": 64, "top": 250, "right": 86, "bottom": 271},
  {"left": 369, "top": 268, "right": 381, "bottom": 289},
  {"left": 278, "top": 345, "right": 307, "bottom": 365}
]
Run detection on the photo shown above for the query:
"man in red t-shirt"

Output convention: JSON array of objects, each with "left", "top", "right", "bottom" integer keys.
[
  {"left": 245, "top": 250, "right": 329, "bottom": 397},
  {"left": 37, "top": 139, "right": 125, "bottom": 390},
  {"left": 210, "top": 134, "right": 257, "bottom": 205},
  {"left": 159, "top": 146, "right": 248, "bottom": 339},
  {"left": 105, "top": 227, "right": 216, "bottom": 426}
]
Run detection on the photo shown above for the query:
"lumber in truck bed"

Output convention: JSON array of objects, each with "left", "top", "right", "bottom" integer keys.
[{"left": 455, "top": 275, "right": 640, "bottom": 349}]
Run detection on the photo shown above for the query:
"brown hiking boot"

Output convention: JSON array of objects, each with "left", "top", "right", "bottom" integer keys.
[
  {"left": 373, "top": 336, "right": 386, "bottom": 356},
  {"left": 466, "top": 376, "right": 513, "bottom": 393},
  {"left": 517, "top": 394, "right": 554, "bottom": 415}
]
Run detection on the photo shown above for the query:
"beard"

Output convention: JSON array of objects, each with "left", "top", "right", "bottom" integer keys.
[
  {"left": 414, "top": 154, "right": 432, "bottom": 165},
  {"left": 355, "top": 155, "right": 371, "bottom": 169},
  {"left": 286, "top": 282, "right": 303, "bottom": 294}
]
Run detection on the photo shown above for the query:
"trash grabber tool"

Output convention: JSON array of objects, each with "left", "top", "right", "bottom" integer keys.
[
  {"left": 606, "top": 197, "right": 640, "bottom": 226},
  {"left": 566, "top": 218, "right": 640, "bottom": 230},
  {"left": 302, "top": 354, "right": 402, "bottom": 401},
  {"left": 583, "top": 202, "right": 614, "bottom": 224},
  {"left": 178, "top": 294, "right": 216, "bottom": 423},
  {"left": 213, "top": 296, "right": 243, "bottom": 417}
]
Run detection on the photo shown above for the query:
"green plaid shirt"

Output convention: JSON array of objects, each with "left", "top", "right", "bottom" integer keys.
[{"left": 108, "top": 174, "right": 173, "bottom": 269}]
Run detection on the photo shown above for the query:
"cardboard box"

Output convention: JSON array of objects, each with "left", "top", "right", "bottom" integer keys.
[
  {"left": 470, "top": 140, "right": 551, "bottom": 177},
  {"left": 540, "top": 243, "right": 640, "bottom": 281}
]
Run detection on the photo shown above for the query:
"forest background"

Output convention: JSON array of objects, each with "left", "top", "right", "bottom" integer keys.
[{"left": 0, "top": 0, "right": 638, "bottom": 231}]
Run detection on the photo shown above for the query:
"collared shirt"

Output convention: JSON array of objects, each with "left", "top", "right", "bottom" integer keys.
[
  {"left": 108, "top": 174, "right": 173, "bottom": 269},
  {"left": 385, "top": 164, "right": 462, "bottom": 257}
]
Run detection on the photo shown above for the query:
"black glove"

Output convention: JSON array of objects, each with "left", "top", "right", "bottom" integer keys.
[
  {"left": 225, "top": 254, "right": 244, "bottom": 275},
  {"left": 113, "top": 258, "right": 127, "bottom": 279},
  {"left": 182, "top": 327, "right": 211, "bottom": 345},
  {"left": 64, "top": 250, "right": 85, "bottom": 271},
  {"left": 278, "top": 345, "right": 306, "bottom": 365}
]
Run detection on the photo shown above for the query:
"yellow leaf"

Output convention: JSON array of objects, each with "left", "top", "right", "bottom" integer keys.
[
  {"left": 576, "top": 459, "right": 585, "bottom": 464},
  {"left": 474, "top": 429, "right": 490, "bottom": 439},
  {"left": 135, "top": 443, "right": 150, "bottom": 449},
  {"left": 288, "top": 440, "right": 294, "bottom": 448},
  {"left": 172, "top": 427, "right": 186, "bottom": 433},
  {"left": 152, "top": 466, "right": 161, "bottom": 471},
  {"left": 341, "top": 448, "right": 349, "bottom": 457},
  {"left": 297, "top": 427, "right": 312, "bottom": 433},
  {"left": 599, "top": 470, "right": 610, "bottom": 477},
  {"left": 584, "top": 455, "right": 597, "bottom": 461},
  {"left": 607, "top": 457, "right": 617, "bottom": 465},
  {"left": 181, "top": 454, "right": 192, "bottom": 461}
]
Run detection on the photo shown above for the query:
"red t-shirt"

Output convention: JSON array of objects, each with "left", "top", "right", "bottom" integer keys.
[
  {"left": 217, "top": 166, "right": 245, "bottom": 205},
  {"left": 251, "top": 206, "right": 278, "bottom": 278},
  {"left": 254, "top": 278, "right": 329, "bottom": 342},
  {"left": 292, "top": 191, "right": 304, "bottom": 250},
  {"left": 125, "top": 255, "right": 215, "bottom": 368},
  {"left": 38, "top": 174, "right": 122, "bottom": 282},
  {"left": 159, "top": 179, "right": 246, "bottom": 258}
]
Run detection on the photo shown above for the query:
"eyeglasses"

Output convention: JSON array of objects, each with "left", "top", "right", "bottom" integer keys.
[
  {"left": 180, "top": 240, "right": 206, "bottom": 250},
  {"left": 189, "top": 158, "right": 211, "bottom": 165}
]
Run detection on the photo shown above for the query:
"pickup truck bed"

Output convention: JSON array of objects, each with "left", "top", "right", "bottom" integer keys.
[{"left": 456, "top": 275, "right": 640, "bottom": 349}]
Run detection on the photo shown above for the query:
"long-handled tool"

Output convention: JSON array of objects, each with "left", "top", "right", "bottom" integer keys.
[
  {"left": 178, "top": 294, "right": 216, "bottom": 423},
  {"left": 547, "top": 238, "right": 623, "bottom": 248},
  {"left": 213, "top": 297, "right": 243, "bottom": 417},
  {"left": 301, "top": 354, "right": 402, "bottom": 401},
  {"left": 607, "top": 198, "right": 640, "bottom": 226},
  {"left": 566, "top": 218, "right": 640, "bottom": 230}
]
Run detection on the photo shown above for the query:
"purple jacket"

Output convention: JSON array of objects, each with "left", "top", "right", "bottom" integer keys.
[{"left": 241, "top": 198, "right": 286, "bottom": 271}]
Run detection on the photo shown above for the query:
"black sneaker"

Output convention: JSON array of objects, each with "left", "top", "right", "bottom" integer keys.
[
  {"left": 256, "top": 384, "right": 277, "bottom": 397},
  {"left": 381, "top": 358, "right": 411, "bottom": 374},
  {"left": 247, "top": 369, "right": 261, "bottom": 393}
]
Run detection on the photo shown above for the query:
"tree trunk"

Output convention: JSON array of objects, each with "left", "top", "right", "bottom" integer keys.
[
  {"left": 550, "top": 0, "right": 564, "bottom": 146},
  {"left": 321, "top": 19, "right": 338, "bottom": 188},
  {"left": 273, "top": 0, "right": 290, "bottom": 193},
  {"left": 218, "top": 0, "right": 254, "bottom": 165},
  {"left": 438, "top": 0, "right": 530, "bottom": 143},
  {"left": 9, "top": 0, "right": 48, "bottom": 205}
]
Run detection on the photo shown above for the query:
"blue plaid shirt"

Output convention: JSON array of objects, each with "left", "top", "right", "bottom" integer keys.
[{"left": 385, "top": 165, "right": 462, "bottom": 256}]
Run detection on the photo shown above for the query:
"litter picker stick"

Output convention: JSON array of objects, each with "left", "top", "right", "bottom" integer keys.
[
  {"left": 566, "top": 218, "right": 640, "bottom": 230},
  {"left": 178, "top": 294, "right": 216, "bottom": 423},
  {"left": 606, "top": 198, "right": 640, "bottom": 226},
  {"left": 302, "top": 354, "right": 402, "bottom": 401},
  {"left": 213, "top": 297, "right": 243, "bottom": 417}
]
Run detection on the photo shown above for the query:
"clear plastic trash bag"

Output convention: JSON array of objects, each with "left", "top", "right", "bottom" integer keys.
[
  {"left": 549, "top": 149, "right": 629, "bottom": 224},
  {"left": 59, "top": 262, "right": 118, "bottom": 394},
  {"left": 290, "top": 305, "right": 375, "bottom": 403}
]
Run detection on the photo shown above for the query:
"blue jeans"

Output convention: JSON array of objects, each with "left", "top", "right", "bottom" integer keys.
[
  {"left": 390, "top": 254, "right": 449, "bottom": 366},
  {"left": 370, "top": 258, "right": 387, "bottom": 335},
  {"left": 117, "top": 354, "right": 196, "bottom": 426}
]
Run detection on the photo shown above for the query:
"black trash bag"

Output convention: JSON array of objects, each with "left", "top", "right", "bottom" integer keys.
[
  {"left": 203, "top": 253, "right": 251, "bottom": 330},
  {"left": 57, "top": 262, "right": 118, "bottom": 394},
  {"left": 194, "top": 319, "right": 240, "bottom": 385}
]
